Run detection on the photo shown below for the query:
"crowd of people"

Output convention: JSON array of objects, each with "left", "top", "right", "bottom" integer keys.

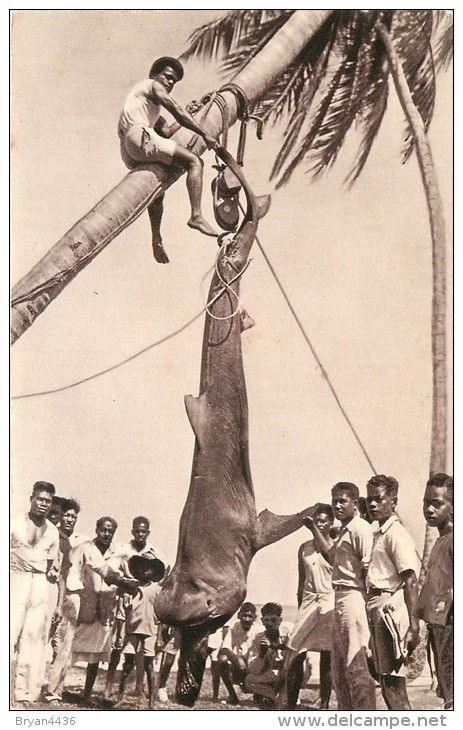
[{"left": 10, "top": 472, "right": 453, "bottom": 711}]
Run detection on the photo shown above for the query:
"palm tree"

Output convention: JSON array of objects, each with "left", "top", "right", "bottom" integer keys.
[
  {"left": 11, "top": 9, "right": 452, "bottom": 572},
  {"left": 181, "top": 9, "right": 452, "bottom": 579},
  {"left": 10, "top": 9, "right": 332, "bottom": 343}
]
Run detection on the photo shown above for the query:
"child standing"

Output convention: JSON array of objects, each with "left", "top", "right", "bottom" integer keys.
[
  {"left": 415, "top": 473, "right": 453, "bottom": 710},
  {"left": 115, "top": 555, "right": 165, "bottom": 709}
]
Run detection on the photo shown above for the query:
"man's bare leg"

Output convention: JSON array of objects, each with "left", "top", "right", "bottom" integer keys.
[
  {"left": 145, "top": 658, "right": 156, "bottom": 709},
  {"left": 135, "top": 651, "right": 145, "bottom": 697},
  {"left": 114, "top": 655, "right": 134, "bottom": 707},
  {"left": 104, "top": 648, "right": 121, "bottom": 700},
  {"left": 172, "top": 147, "right": 218, "bottom": 238},
  {"left": 148, "top": 196, "right": 169, "bottom": 264},
  {"left": 319, "top": 650, "right": 332, "bottom": 709},
  {"left": 380, "top": 676, "right": 411, "bottom": 711},
  {"left": 82, "top": 663, "right": 99, "bottom": 705}
]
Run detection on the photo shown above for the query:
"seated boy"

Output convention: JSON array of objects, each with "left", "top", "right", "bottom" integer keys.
[
  {"left": 244, "top": 602, "right": 291, "bottom": 709},
  {"left": 118, "top": 56, "right": 219, "bottom": 263},
  {"left": 216, "top": 601, "right": 259, "bottom": 705},
  {"left": 115, "top": 554, "right": 165, "bottom": 709}
]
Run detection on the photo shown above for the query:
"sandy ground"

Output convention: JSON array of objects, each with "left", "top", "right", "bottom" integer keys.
[{"left": 11, "top": 664, "right": 442, "bottom": 712}]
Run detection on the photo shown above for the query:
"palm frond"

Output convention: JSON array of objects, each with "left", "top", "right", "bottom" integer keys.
[
  {"left": 181, "top": 10, "right": 290, "bottom": 63},
  {"left": 274, "top": 10, "right": 389, "bottom": 187},
  {"left": 432, "top": 10, "right": 453, "bottom": 71},
  {"left": 270, "top": 14, "right": 341, "bottom": 179},
  {"left": 274, "top": 59, "right": 348, "bottom": 189},
  {"left": 345, "top": 55, "right": 389, "bottom": 185},
  {"left": 261, "top": 11, "right": 339, "bottom": 126},
  {"left": 393, "top": 11, "right": 435, "bottom": 161},
  {"left": 220, "top": 13, "right": 293, "bottom": 77},
  {"left": 251, "top": 63, "right": 307, "bottom": 123}
]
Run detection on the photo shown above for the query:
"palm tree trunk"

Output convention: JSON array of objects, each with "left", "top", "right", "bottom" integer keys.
[
  {"left": 376, "top": 22, "right": 448, "bottom": 584},
  {"left": 11, "top": 9, "right": 332, "bottom": 344}
]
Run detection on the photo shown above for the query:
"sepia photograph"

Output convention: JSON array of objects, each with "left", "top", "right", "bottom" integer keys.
[{"left": 10, "top": 7, "right": 453, "bottom": 719}]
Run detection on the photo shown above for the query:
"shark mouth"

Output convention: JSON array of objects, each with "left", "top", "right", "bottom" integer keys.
[{"left": 175, "top": 615, "right": 231, "bottom": 706}]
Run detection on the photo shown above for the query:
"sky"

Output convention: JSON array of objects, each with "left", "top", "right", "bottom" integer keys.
[{"left": 10, "top": 9, "right": 453, "bottom": 611}]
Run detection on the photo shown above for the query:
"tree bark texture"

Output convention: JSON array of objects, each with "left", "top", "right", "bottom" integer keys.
[{"left": 11, "top": 10, "right": 332, "bottom": 344}]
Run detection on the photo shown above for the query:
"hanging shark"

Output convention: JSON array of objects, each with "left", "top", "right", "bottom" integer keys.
[{"left": 154, "top": 148, "right": 319, "bottom": 706}]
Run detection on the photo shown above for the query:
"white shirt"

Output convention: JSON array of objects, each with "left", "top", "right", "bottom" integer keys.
[
  {"left": 11, "top": 512, "right": 59, "bottom": 573},
  {"left": 66, "top": 539, "right": 116, "bottom": 592},
  {"left": 366, "top": 514, "right": 419, "bottom": 592},
  {"left": 332, "top": 514, "right": 373, "bottom": 589},
  {"left": 118, "top": 79, "right": 162, "bottom": 138},
  {"left": 109, "top": 540, "right": 168, "bottom": 577}
]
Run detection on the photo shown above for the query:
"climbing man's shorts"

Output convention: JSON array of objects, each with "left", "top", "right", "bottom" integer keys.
[{"left": 120, "top": 124, "right": 178, "bottom": 169}]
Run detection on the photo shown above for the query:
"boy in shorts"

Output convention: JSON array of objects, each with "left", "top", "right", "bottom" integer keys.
[
  {"left": 115, "top": 554, "right": 165, "bottom": 708},
  {"left": 118, "top": 56, "right": 219, "bottom": 263}
]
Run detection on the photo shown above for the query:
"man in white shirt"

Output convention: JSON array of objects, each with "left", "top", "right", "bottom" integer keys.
[
  {"left": 45, "top": 498, "right": 89, "bottom": 703},
  {"left": 365, "top": 475, "right": 420, "bottom": 710},
  {"left": 330, "top": 482, "right": 376, "bottom": 710},
  {"left": 11, "top": 481, "right": 60, "bottom": 705}
]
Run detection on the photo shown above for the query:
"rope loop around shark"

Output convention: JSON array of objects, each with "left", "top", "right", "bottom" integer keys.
[{"left": 154, "top": 147, "right": 321, "bottom": 707}]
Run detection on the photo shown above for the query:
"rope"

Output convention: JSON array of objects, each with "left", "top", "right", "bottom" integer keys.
[
  {"left": 205, "top": 236, "right": 252, "bottom": 321},
  {"left": 11, "top": 246, "right": 250, "bottom": 401},
  {"left": 239, "top": 201, "right": 378, "bottom": 476}
]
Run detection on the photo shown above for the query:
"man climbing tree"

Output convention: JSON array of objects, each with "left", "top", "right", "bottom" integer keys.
[{"left": 118, "top": 56, "right": 220, "bottom": 263}]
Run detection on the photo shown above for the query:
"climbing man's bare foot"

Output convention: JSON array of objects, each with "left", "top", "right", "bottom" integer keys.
[
  {"left": 152, "top": 238, "right": 169, "bottom": 264},
  {"left": 187, "top": 215, "right": 218, "bottom": 238}
]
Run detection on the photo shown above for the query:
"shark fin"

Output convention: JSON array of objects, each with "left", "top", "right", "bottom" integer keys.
[
  {"left": 255, "top": 504, "right": 319, "bottom": 551},
  {"left": 184, "top": 394, "right": 209, "bottom": 448},
  {"left": 256, "top": 194, "right": 271, "bottom": 220},
  {"left": 240, "top": 309, "right": 255, "bottom": 333}
]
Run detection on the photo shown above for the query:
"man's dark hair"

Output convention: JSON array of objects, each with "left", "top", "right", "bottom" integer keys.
[
  {"left": 314, "top": 503, "right": 334, "bottom": 522},
  {"left": 331, "top": 481, "right": 360, "bottom": 500},
  {"left": 367, "top": 474, "right": 399, "bottom": 498},
  {"left": 261, "top": 602, "right": 282, "bottom": 617},
  {"left": 239, "top": 601, "right": 257, "bottom": 616},
  {"left": 32, "top": 481, "right": 56, "bottom": 497},
  {"left": 61, "top": 498, "right": 81, "bottom": 514},
  {"left": 149, "top": 56, "right": 184, "bottom": 81},
  {"left": 427, "top": 473, "right": 453, "bottom": 504},
  {"left": 96, "top": 516, "right": 118, "bottom": 530},
  {"left": 133, "top": 515, "right": 150, "bottom": 529}
]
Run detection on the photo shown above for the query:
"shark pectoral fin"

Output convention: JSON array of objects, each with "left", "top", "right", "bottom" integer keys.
[
  {"left": 240, "top": 309, "right": 255, "bottom": 333},
  {"left": 256, "top": 194, "right": 271, "bottom": 220},
  {"left": 184, "top": 394, "right": 209, "bottom": 448},
  {"left": 255, "top": 504, "right": 319, "bottom": 551}
]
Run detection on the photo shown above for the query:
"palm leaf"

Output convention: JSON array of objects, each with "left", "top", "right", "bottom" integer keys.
[
  {"left": 345, "top": 53, "right": 389, "bottom": 185},
  {"left": 392, "top": 11, "right": 436, "bottom": 161},
  {"left": 260, "top": 10, "right": 339, "bottom": 126},
  {"left": 270, "top": 13, "right": 341, "bottom": 179},
  {"left": 220, "top": 13, "right": 293, "bottom": 77},
  {"left": 181, "top": 10, "right": 290, "bottom": 63},
  {"left": 274, "top": 10, "right": 388, "bottom": 186},
  {"left": 274, "top": 59, "right": 348, "bottom": 188},
  {"left": 432, "top": 10, "right": 453, "bottom": 71}
]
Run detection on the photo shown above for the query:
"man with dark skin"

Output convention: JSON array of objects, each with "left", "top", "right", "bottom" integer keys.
[
  {"left": 216, "top": 602, "right": 259, "bottom": 705},
  {"left": 105, "top": 516, "right": 169, "bottom": 700},
  {"left": 70, "top": 518, "right": 138, "bottom": 706},
  {"left": 11, "top": 481, "right": 60, "bottom": 705},
  {"left": 119, "top": 56, "right": 220, "bottom": 263},
  {"left": 416, "top": 473, "right": 453, "bottom": 709},
  {"left": 284, "top": 506, "right": 335, "bottom": 710},
  {"left": 365, "top": 475, "right": 420, "bottom": 710},
  {"left": 308, "top": 483, "right": 376, "bottom": 710},
  {"left": 245, "top": 603, "right": 291, "bottom": 709}
]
